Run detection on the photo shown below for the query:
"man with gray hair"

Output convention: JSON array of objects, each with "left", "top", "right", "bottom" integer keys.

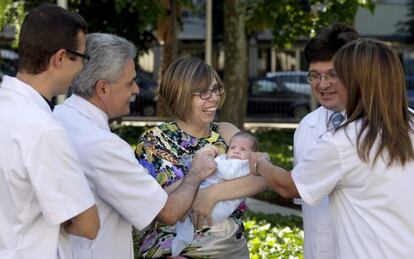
[{"left": 53, "top": 33, "right": 217, "bottom": 259}]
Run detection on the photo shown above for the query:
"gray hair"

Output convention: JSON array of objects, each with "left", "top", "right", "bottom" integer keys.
[{"left": 71, "top": 33, "right": 137, "bottom": 98}]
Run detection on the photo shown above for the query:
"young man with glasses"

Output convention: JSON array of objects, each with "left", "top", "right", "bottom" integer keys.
[
  {"left": 65, "top": 48, "right": 90, "bottom": 64},
  {"left": 294, "top": 23, "right": 359, "bottom": 259},
  {"left": 0, "top": 4, "right": 99, "bottom": 259}
]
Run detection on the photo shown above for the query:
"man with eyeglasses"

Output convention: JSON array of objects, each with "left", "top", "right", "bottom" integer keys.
[
  {"left": 0, "top": 3, "right": 99, "bottom": 259},
  {"left": 53, "top": 33, "right": 217, "bottom": 259},
  {"left": 294, "top": 23, "right": 359, "bottom": 259}
]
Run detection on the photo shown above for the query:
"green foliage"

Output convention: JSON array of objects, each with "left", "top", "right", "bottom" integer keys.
[
  {"left": 244, "top": 0, "right": 376, "bottom": 49},
  {"left": 253, "top": 129, "right": 297, "bottom": 208},
  {"left": 0, "top": 0, "right": 24, "bottom": 47},
  {"left": 8, "top": 0, "right": 166, "bottom": 52},
  {"left": 1, "top": 0, "right": 378, "bottom": 62},
  {"left": 131, "top": 211, "right": 303, "bottom": 259},
  {"left": 247, "top": 130, "right": 302, "bottom": 258},
  {"left": 255, "top": 129, "right": 294, "bottom": 170},
  {"left": 244, "top": 211, "right": 303, "bottom": 258},
  {"left": 0, "top": 0, "right": 12, "bottom": 30},
  {"left": 69, "top": 0, "right": 164, "bottom": 53},
  {"left": 110, "top": 124, "right": 145, "bottom": 145}
]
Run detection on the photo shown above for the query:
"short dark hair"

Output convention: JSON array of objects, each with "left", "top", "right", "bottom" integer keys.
[
  {"left": 304, "top": 22, "right": 359, "bottom": 64},
  {"left": 18, "top": 3, "right": 87, "bottom": 74}
]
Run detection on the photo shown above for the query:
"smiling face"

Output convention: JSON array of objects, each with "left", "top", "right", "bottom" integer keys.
[
  {"left": 309, "top": 60, "right": 347, "bottom": 112},
  {"left": 104, "top": 58, "right": 139, "bottom": 119},
  {"left": 227, "top": 135, "right": 254, "bottom": 160},
  {"left": 187, "top": 79, "right": 221, "bottom": 128}
]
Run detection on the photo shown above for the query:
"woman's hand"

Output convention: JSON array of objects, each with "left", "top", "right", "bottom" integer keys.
[{"left": 190, "top": 187, "right": 216, "bottom": 229}]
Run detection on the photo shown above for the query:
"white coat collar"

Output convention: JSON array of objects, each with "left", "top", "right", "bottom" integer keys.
[
  {"left": 63, "top": 94, "right": 110, "bottom": 132},
  {"left": 1, "top": 76, "right": 52, "bottom": 114},
  {"left": 304, "top": 106, "right": 346, "bottom": 128},
  {"left": 304, "top": 106, "right": 328, "bottom": 128}
]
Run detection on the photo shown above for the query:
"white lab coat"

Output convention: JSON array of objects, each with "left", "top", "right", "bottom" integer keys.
[
  {"left": 0, "top": 76, "right": 95, "bottom": 259},
  {"left": 292, "top": 118, "right": 414, "bottom": 258},
  {"left": 294, "top": 106, "right": 337, "bottom": 259},
  {"left": 53, "top": 94, "right": 168, "bottom": 259}
]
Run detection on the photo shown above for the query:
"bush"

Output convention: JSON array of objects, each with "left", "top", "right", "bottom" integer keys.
[
  {"left": 111, "top": 124, "right": 145, "bottom": 147},
  {"left": 255, "top": 128, "right": 294, "bottom": 170},
  {"left": 252, "top": 129, "right": 298, "bottom": 209},
  {"left": 244, "top": 211, "right": 303, "bottom": 259},
  {"left": 132, "top": 211, "right": 304, "bottom": 259}
]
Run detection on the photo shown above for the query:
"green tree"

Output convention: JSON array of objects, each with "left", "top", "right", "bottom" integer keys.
[
  {"left": 69, "top": 0, "right": 164, "bottom": 53},
  {"left": 219, "top": 0, "right": 375, "bottom": 128},
  {"left": 0, "top": 0, "right": 24, "bottom": 47},
  {"left": 1, "top": 0, "right": 376, "bottom": 127},
  {"left": 19, "top": 0, "right": 165, "bottom": 53},
  {"left": 245, "top": 0, "right": 375, "bottom": 49},
  {"left": 69, "top": 0, "right": 191, "bottom": 118}
]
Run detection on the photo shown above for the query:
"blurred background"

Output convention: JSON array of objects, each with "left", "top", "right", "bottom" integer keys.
[{"left": 1, "top": 0, "right": 413, "bottom": 128}]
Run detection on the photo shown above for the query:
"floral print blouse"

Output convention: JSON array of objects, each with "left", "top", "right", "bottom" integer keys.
[
  {"left": 134, "top": 122, "right": 248, "bottom": 258},
  {"left": 135, "top": 122, "right": 228, "bottom": 187}
]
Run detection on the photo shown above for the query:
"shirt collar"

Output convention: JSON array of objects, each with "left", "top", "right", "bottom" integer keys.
[
  {"left": 305, "top": 106, "right": 346, "bottom": 127},
  {"left": 0, "top": 76, "right": 52, "bottom": 114},
  {"left": 326, "top": 109, "right": 346, "bottom": 119},
  {"left": 305, "top": 106, "right": 326, "bottom": 127},
  {"left": 62, "top": 94, "right": 110, "bottom": 132},
  {"left": 41, "top": 95, "right": 55, "bottom": 111}
]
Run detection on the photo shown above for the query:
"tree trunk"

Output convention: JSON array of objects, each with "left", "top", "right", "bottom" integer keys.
[
  {"left": 221, "top": 0, "right": 247, "bottom": 130},
  {"left": 154, "top": 0, "right": 179, "bottom": 118}
]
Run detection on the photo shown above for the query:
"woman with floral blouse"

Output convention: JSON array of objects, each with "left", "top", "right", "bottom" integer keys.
[{"left": 135, "top": 57, "right": 266, "bottom": 258}]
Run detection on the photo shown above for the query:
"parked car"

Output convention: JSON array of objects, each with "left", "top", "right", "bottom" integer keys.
[
  {"left": 129, "top": 67, "right": 157, "bottom": 116},
  {"left": 247, "top": 76, "right": 310, "bottom": 119},
  {"left": 266, "top": 71, "right": 311, "bottom": 95}
]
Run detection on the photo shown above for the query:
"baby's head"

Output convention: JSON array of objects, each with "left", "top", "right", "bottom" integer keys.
[{"left": 227, "top": 132, "right": 258, "bottom": 160}]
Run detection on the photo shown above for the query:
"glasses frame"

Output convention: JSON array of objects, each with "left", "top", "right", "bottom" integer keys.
[
  {"left": 306, "top": 71, "right": 338, "bottom": 84},
  {"left": 65, "top": 49, "right": 90, "bottom": 64},
  {"left": 193, "top": 84, "right": 225, "bottom": 100}
]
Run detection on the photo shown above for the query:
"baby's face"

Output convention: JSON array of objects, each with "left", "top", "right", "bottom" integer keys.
[{"left": 227, "top": 136, "right": 253, "bottom": 160}]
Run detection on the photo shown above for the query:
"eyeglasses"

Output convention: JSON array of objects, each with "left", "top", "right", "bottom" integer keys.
[
  {"left": 193, "top": 84, "right": 225, "bottom": 100},
  {"left": 306, "top": 71, "right": 337, "bottom": 84},
  {"left": 65, "top": 49, "right": 90, "bottom": 64}
]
